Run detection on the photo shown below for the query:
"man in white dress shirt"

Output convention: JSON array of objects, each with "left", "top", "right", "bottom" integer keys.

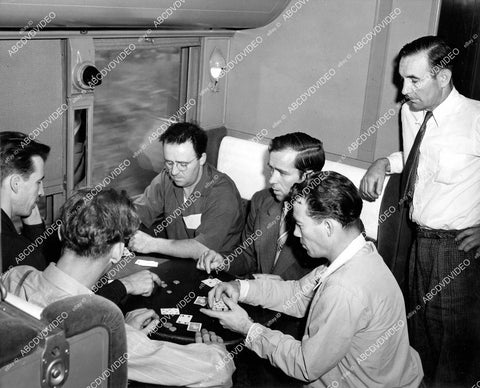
[{"left": 360, "top": 35, "right": 480, "bottom": 386}]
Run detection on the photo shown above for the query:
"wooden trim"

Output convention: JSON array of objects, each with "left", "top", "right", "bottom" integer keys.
[
  {"left": 186, "top": 46, "right": 200, "bottom": 122},
  {"left": 356, "top": 0, "right": 394, "bottom": 163},
  {"left": 429, "top": 0, "right": 443, "bottom": 34}
]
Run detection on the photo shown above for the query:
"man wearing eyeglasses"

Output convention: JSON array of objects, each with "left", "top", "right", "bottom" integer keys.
[{"left": 130, "top": 122, "right": 244, "bottom": 259}]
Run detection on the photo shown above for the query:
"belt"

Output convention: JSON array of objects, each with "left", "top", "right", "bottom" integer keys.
[{"left": 416, "top": 226, "right": 461, "bottom": 239}]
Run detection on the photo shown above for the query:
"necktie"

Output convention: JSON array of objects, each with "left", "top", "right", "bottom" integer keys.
[
  {"left": 273, "top": 204, "right": 289, "bottom": 267},
  {"left": 401, "top": 110, "right": 433, "bottom": 203}
]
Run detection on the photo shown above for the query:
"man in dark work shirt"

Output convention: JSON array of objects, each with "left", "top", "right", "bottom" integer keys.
[
  {"left": 131, "top": 122, "right": 244, "bottom": 259},
  {"left": 0, "top": 131, "right": 160, "bottom": 304}
]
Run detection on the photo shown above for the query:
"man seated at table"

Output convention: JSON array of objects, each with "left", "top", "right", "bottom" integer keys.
[
  {"left": 202, "top": 172, "right": 423, "bottom": 387},
  {"left": 0, "top": 131, "right": 160, "bottom": 305},
  {"left": 197, "top": 132, "right": 325, "bottom": 281},
  {"left": 130, "top": 122, "right": 244, "bottom": 259},
  {"left": 2, "top": 187, "right": 234, "bottom": 387}
]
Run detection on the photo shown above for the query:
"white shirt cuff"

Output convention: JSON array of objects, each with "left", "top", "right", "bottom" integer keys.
[
  {"left": 386, "top": 152, "right": 404, "bottom": 174},
  {"left": 237, "top": 279, "right": 250, "bottom": 302}
]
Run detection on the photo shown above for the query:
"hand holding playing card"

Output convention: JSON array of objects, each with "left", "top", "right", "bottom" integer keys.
[
  {"left": 207, "top": 280, "right": 240, "bottom": 308},
  {"left": 200, "top": 296, "right": 253, "bottom": 336}
]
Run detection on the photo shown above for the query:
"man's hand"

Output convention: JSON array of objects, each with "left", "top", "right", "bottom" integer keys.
[
  {"left": 194, "top": 328, "right": 224, "bottom": 345},
  {"left": 119, "top": 270, "right": 161, "bottom": 296},
  {"left": 125, "top": 308, "right": 159, "bottom": 334},
  {"left": 129, "top": 230, "right": 157, "bottom": 254},
  {"left": 201, "top": 297, "right": 253, "bottom": 335},
  {"left": 196, "top": 250, "right": 226, "bottom": 274},
  {"left": 21, "top": 205, "right": 43, "bottom": 225},
  {"left": 456, "top": 226, "right": 480, "bottom": 259},
  {"left": 360, "top": 158, "right": 390, "bottom": 202},
  {"left": 207, "top": 281, "right": 240, "bottom": 308}
]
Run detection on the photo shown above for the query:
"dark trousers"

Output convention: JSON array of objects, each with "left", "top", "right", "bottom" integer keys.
[{"left": 408, "top": 230, "right": 480, "bottom": 387}]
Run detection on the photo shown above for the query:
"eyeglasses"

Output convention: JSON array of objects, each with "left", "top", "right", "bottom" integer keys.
[{"left": 164, "top": 157, "right": 197, "bottom": 172}]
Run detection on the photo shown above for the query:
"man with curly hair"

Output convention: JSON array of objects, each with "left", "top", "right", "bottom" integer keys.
[{"left": 2, "top": 188, "right": 234, "bottom": 387}]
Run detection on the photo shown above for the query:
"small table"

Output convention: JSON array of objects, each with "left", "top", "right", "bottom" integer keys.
[{"left": 117, "top": 255, "right": 277, "bottom": 346}]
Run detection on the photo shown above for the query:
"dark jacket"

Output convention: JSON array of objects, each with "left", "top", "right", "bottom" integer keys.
[
  {"left": 1, "top": 209, "right": 126, "bottom": 304},
  {"left": 226, "top": 189, "right": 319, "bottom": 280}
]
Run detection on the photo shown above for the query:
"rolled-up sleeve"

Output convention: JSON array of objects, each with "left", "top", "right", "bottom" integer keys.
[
  {"left": 126, "top": 325, "right": 235, "bottom": 387},
  {"left": 133, "top": 173, "right": 166, "bottom": 228},
  {"left": 245, "top": 283, "right": 367, "bottom": 382}
]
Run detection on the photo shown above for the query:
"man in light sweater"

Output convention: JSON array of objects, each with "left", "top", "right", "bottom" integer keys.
[
  {"left": 2, "top": 188, "right": 234, "bottom": 387},
  {"left": 202, "top": 171, "right": 423, "bottom": 387}
]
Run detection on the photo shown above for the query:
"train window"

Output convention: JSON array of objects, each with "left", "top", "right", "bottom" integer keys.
[{"left": 91, "top": 38, "right": 200, "bottom": 195}]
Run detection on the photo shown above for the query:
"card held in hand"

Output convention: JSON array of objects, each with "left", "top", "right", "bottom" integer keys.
[
  {"left": 187, "top": 322, "right": 202, "bottom": 332},
  {"left": 212, "top": 299, "right": 228, "bottom": 311},
  {"left": 201, "top": 278, "right": 222, "bottom": 287},
  {"left": 194, "top": 296, "right": 207, "bottom": 306}
]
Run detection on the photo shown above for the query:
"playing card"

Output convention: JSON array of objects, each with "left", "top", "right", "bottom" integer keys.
[
  {"left": 176, "top": 314, "right": 193, "bottom": 325},
  {"left": 135, "top": 259, "right": 159, "bottom": 267},
  {"left": 160, "top": 308, "right": 180, "bottom": 315},
  {"left": 201, "top": 278, "right": 222, "bottom": 287},
  {"left": 187, "top": 322, "right": 202, "bottom": 332},
  {"left": 212, "top": 299, "right": 228, "bottom": 311},
  {"left": 194, "top": 296, "right": 207, "bottom": 306}
]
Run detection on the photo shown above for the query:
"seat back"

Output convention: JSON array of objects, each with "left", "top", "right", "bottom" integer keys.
[
  {"left": 217, "top": 135, "right": 389, "bottom": 241},
  {"left": 0, "top": 293, "right": 127, "bottom": 388}
]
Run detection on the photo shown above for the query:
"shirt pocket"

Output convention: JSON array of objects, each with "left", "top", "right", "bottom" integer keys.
[{"left": 434, "top": 152, "right": 472, "bottom": 185}]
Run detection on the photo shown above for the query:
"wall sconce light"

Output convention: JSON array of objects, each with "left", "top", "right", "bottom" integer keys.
[{"left": 209, "top": 48, "right": 226, "bottom": 92}]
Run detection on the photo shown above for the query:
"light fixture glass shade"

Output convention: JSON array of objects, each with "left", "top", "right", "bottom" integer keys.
[{"left": 209, "top": 48, "right": 226, "bottom": 81}]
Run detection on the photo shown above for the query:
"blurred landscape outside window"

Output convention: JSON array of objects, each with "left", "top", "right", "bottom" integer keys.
[{"left": 92, "top": 45, "right": 182, "bottom": 195}]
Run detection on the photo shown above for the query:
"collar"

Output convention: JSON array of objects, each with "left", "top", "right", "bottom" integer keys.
[
  {"left": 1, "top": 209, "right": 16, "bottom": 233},
  {"left": 314, "top": 234, "right": 367, "bottom": 290},
  {"left": 169, "top": 163, "right": 216, "bottom": 198},
  {"left": 266, "top": 190, "right": 283, "bottom": 217},
  {"left": 409, "top": 87, "right": 460, "bottom": 128},
  {"left": 43, "top": 263, "right": 93, "bottom": 296},
  {"left": 193, "top": 163, "right": 214, "bottom": 194},
  {"left": 431, "top": 87, "right": 461, "bottom": 127}
]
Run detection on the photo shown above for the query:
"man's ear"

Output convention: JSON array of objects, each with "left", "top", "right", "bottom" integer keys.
[
  {"left": 9, "top": 174, "right": 22, "bottom": 194},
  {"left": 199, "top": 152, "right": 207, "bottom": 166},
  {"left": 301, "top": 170, "right": 313, "bottom": 181},
  {"left": 324, "top": 219, "right": 335, "bottom": 238},
  {"left": 437, "top": 68, "right": 452, "bottom": 88},
  {"left": 110, "top": 242, "right": 125, "bottom": 264}
]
